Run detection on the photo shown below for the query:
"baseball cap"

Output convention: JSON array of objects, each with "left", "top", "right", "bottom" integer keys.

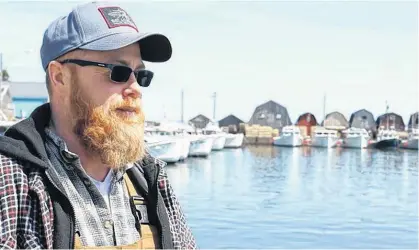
[{"left": 40, "top": 1, "right": 172, "bottom": 71}]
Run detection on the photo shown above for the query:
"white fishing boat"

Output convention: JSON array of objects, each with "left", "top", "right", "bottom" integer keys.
[
  {"left": 176, "top": 137, "right": 191, "bottom": 160},
  {"left": 149, "top": 122, "right": 191, "bottom": 161},
  {"left": 311, "top": 127, "right": 340, "bottom": 148},
  {"left": 342, "top": 127, "right": 371, "bottom": 149},
  {"left": 273, "top": 125, "right": 303, "bottom": 147},
  {"left": 401, "top": 128, "right": 418, "bottom": 150},
  {"left": 155, "top": 121, "right": 214, "bottom": 157},
  {"left": 210, "top": 135, "right": 226, "bottom": 150},
  {"left": 145, "top": 138, "right": 183, "bottom": 163},
  {"left": 202, "top": 122, "right": 226, "bottom": 150},
  {"left": 224, "top": 133, "right": 244, "bottom": 148},
  {"left": 187, "top": 135, "right": 214, "bottom": 157},
  {"left": 173, "top": 126, "right": 193, "bottom": 160}
]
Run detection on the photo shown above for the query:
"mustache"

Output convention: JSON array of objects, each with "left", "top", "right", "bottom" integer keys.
[
  {"left": 112, "top": 100, "right": 142, "bottom": 114},
  {"left": 115, "top": 106, "right": 141, "bottom": 113}
]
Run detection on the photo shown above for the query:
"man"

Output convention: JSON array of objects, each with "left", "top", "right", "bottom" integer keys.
[{"left": 0, "top": 1, "right": 197, "bottom": 249}]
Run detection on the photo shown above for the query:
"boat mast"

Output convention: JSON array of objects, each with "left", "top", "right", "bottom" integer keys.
[{"left": 385, "top": 100, "right": 389, "bottom": 129}]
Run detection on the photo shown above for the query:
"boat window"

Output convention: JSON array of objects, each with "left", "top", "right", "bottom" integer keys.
[
  {"left": 258, "top": 113, "right": 266, "bottom": 119},
  {"left": 276, "top": 114, "right": 282, "bottom": 120}
]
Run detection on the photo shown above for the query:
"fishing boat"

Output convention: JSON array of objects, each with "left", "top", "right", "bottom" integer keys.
[
  {"left": 224, "top": 133, "right": 244, "bottom": 148},
  {"left": 401, "top": 128, "right": 418, "bottom": 150},
  {"left": 341, "top": 127, "right": 371, "bottom": 149},
  {"left": 202, "top": 122, "right": 226, "bottom": 150},
  {"left": 311, "top": 127, "right": 340, "bottom": 148},
  {"left": 373, "top": 127, "right": 401, "bottom": 149},
  {"left": 145, "top": 138, "right": 183, "bottom": 163},
  {"left": 144, "top": 125, "right": 186, "bottom": 163},
  {"left": 273, "top": 125, "right": 303, "bottom": 147}
]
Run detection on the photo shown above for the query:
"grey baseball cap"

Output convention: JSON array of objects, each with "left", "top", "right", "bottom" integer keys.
[{"left": 40, "top": 1, "right": 172, "bottom": 71}]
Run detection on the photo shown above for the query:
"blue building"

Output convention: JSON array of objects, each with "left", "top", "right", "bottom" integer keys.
[{"left": 8, "top": 81, "right": 48, "bottom": 118}]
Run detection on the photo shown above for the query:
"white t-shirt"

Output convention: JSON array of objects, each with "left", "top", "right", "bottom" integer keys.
[
  {"left": 89, "top": 170, "right": 113, "bottom": 209},
  {"left": 88, "top": 164, "right": 134, "bottom": 209}
]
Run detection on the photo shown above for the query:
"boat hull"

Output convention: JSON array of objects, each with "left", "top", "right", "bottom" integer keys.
[
  {"left": 147, "top": 140, "right": 182, "bottom": 163},
  {"left": 211, "top": 135, "right": 226, "bottom": 150},
  {"left": 273, "top": 135, "right": 302, "bottom": 147},
  {"left": 374, "top": 139, "right": 400, "bottom": 149},
  {"left": 311, "top": 137, "right": 339, "bottom": 148},
  {"left": 401, "top": 139, "right": 418, "bottom": 150},
  {"left": 189, "top": 137, "right": 213, "bottom": 157},
  {"left": 343, "top": 136, "right": 369, "bottom": 149},
  {"left": 178, "top": 138, "right": 191, "bottom": 160},
  {"left": 224, "top": 133, "right": 244, "bottom": 148}
]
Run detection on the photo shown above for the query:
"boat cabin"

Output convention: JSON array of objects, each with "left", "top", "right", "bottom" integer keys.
[
  {"left": 342, "top": 128, "right": 370, "bottom": 139},
  {"left": 280, "top": 125, "right": 301, "bottom": 136},
  {"left": 313, "top": 128, "right": 339, "bottom": 138},
  {"left": 376, "top": 126, "right": 399, "bottom": 141}
]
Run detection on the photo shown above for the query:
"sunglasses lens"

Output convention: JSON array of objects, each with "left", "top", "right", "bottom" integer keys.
[
  {"left": 136, "top": 70, "right": 154, "bottom": 87},
  {"left": 111, "top": 66, "right": 132, "bottom": 82}
]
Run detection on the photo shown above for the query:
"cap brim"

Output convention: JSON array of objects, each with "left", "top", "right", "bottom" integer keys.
[{"left": 79, "top": 32, "right": 172, "bottom": 62}]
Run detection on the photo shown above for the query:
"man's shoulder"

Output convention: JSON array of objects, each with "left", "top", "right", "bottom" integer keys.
[
  {"left": 0, "top": 153, "right": 41, "bottom": 182},
  {"left": 0, "top": 153, "right": 31, "bottom": 192},
  {"left": 0, "top": 153, "right": 25, "bottom": 173},
  {"left": 136, "top": 154, "right": 167, "bottom": 176}
]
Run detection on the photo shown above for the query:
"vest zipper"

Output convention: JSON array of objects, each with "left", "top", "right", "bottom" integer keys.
[{"left": 45, "top": 170, "right": 76, "bottom": 248}]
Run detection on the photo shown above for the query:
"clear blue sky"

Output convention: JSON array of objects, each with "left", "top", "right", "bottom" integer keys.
[{"left": 0, "top": 0, "right": 417, "bottom": 124}]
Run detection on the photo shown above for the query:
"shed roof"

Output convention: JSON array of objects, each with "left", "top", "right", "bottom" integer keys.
[
  {"left": 321, "top": 111, "right": 349, "bottom": 129},
  {"left": 218, "top": 114, "right": 244, "bottom": 126},
  {"left": 248, "top": 100, "right": 292, "bottom": 129},
  {"left": 408, "top": 112, "right": 419, "bottom": 129},
  {"left": 349, "top": 109, "right": 377, "bottom": 132},
  {"left": 376, "top": 112, "right": 405, "bottom": 131}
]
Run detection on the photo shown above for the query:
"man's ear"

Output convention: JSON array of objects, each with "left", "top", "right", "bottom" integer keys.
[{"left": 48, "top": 60, "right": 65, "bottom": 88}]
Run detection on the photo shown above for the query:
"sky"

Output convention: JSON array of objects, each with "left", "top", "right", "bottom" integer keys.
[{"left": 0, "top": 0, "right": 417, "bottom": 124}]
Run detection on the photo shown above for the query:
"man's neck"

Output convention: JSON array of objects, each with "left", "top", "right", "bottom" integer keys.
[{"left": 50, "top": 119, "right": 110, "bottom": 182}]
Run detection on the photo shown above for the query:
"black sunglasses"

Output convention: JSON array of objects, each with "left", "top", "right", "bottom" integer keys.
[{"left": 58, "top": 59, "right": 154, "bottom": 87}]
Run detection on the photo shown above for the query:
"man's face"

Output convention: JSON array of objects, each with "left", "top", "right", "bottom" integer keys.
[{"left": 65, "top": 43, "right": 146, "bottom": 168}]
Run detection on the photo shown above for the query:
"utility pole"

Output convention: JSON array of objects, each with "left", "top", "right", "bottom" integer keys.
[
  {"left": 181, "top": 89, "right": 184, "bottom": 123},
  {"left": 323, "top": 92, "right": 326, "bottom": 122},
  {"left": 212, "top": 92, "right": 216, "bottom": 121},
  {"left": 385, "top": 100, "right": 389, "bottom": 129}
]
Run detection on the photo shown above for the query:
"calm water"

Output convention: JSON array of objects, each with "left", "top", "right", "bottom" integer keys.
[{"left": 165, "top": 146, "right": 418, "bottom": 249}]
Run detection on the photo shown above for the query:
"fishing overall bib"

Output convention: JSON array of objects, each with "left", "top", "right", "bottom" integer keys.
[{"left": 73, "top": 174, "right": 160, "bottom": 249}]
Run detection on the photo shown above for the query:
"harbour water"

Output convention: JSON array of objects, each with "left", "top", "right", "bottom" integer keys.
[{"left": 165, "top": 146, "right": 418, "bottom": 249}]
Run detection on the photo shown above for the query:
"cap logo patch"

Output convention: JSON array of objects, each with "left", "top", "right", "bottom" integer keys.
[{"left": 98, "top": 7, "right": 138, "bottom": 32}]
